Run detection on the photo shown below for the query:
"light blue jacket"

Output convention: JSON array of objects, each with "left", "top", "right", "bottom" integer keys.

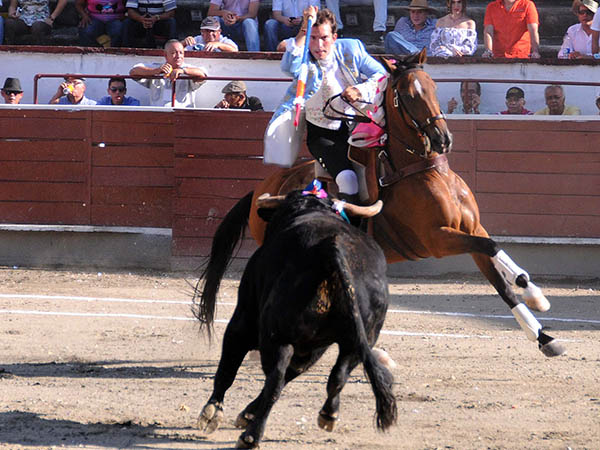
[{"left": 270, "top": 37, "right": 387, "bottom": 124}]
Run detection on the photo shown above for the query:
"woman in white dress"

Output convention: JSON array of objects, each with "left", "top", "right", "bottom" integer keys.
[{"left": 429, "top": 0, "right": 476, "bottom": 57}]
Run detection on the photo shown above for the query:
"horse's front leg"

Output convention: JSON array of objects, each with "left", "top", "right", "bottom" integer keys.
[
  {"left": 471, "top": 252, "right": 565, "bottom": 357},
  {"left": 236, "top": 344, "right": 294, "bottom": 449},
  {"left": 198, "top": 311, "right": 257, "bottom": 434}
]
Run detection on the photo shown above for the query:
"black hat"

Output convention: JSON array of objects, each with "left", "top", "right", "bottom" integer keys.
[
  {"left": 2, "top": 77, "right": 23, "bottom": 93},
  {"left": 506, "top": 86, "right": 524, "bottom": 99}
]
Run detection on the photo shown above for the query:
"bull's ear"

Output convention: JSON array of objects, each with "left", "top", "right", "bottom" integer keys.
[{"left": 256, "top": 193, "right": 285, "bottom": 222}]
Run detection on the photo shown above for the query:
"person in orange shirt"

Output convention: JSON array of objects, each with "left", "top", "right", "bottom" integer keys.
[{"left": 482, "top": 0, "right": 540, "bottom": 58}]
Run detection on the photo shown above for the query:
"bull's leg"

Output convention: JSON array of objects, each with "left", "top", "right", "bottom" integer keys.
[
  {"left": 198, "top": 311, "right": 257, "bottom": 435},
  {"left": 236, "top": 344, "right": 294, "bottom": 449},
  {"left": 318, "top": 351, "right": 360, "bottom": 432},
  {"left": 235, "top": 347, "right": 329, "bottom": 429},
  {"left": 471, "top": 252, "right": 565, "bottom": 357}
]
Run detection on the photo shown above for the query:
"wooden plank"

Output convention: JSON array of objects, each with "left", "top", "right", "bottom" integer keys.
[
  {"left": 92, "top": 145, "right": 173, "bottom": 167},
  {"left": 0, "top": 141, "right": 86, "bottom": 162},
  {"left": 91, "top": 205, "right": 172, "bottom": 228},
  {"left": 175, "top": 178, "right": 258, "bottom": 199},
  {"left": 475, "top": 120, "right": 600, "bottom": 133},
  {"left": 0, "top": 115, "right": 87, "bottom": 139},
  {"left": 172, "top": 236, "right": 256, "bottom": 257},
  {"left": 92, "top": 167, "right": 173, "bottom": 187},
  {"left": 0, "top": 202, "right": 89, "bottom": 224},
  {"left": 477, "top": 152, "right": 600, "bottom": 174},
  {"left": 0, "top": 182, "right": 88, "bottom": 202},
  {"left": 174, "top": 110, "right": 271, "bottom": 140},
  {"left": 475, "top": 129, "right": 600, "bottom": 152},
  {"left": 478, "top": 193, "right": 600, "bottom": 216},
  {"left": 175, "top": 157, "right": 275, "bottom": 179},
  {"left": 92, "top": 121, "right": 173, "bottom": 145},
  {"left": 91, "top": 186, "right": 173, "bottom": 208},
  {"left": 174, "top": 197, "right": 241, "bottom": 218},
  {"left": 476, "top": 173, "right": 598, "bottom": 196},
  {"left": 174, "top": 139, "right": 264, "bottom": 157},
  {"left": 92, "top": 110, "right": 171, "bottom": 124},
  {"left": 0, "top": 161, "right": 87, "bottom": 182},
  {"left": 480, "top": 213, "right": 600, "bottom": 238}
]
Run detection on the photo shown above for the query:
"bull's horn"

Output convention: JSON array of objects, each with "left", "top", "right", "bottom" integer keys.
[
  {"left": 335, "top": 199, "right": 383, "bottom": 218},
  {"left": 256, "top": 193, "right": 286, "bottom": 209}
]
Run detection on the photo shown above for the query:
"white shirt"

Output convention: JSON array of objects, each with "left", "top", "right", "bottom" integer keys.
[
  {"left": 272, "top": 0, "right": 319, "bottom": 16},
  {"left": 591, "top": 10, "right": 600, "bottom": 31},
  {"left": 132, "top": 62, "right": 205, "bottom": 108},
  {"left": 558, "top": 23, "right": 593, "bottom": 58},
  {"left": 184, "top": 35, "right": 239, "bottom": 51}
]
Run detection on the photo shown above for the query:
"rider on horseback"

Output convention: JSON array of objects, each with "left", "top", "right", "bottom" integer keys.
[{"left": 264, "top": 6, "right": 387, "bottom": 205}]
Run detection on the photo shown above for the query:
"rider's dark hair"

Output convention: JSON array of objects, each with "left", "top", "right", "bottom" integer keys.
[
  {"left": 460, "top": 80, "right": 481, "bottom": 96},
  {"left": 314, "top": 9, "right": 338, "bottom": 35}
]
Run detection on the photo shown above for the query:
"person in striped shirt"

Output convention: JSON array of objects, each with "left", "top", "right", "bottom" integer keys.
[{"left": 122, "top": 0, "right": 177, "bottom": 48}]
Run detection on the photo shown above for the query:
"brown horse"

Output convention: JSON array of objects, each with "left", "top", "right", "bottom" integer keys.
[{"left": 196, "top": 49, "right": 564, "bottom": 358}]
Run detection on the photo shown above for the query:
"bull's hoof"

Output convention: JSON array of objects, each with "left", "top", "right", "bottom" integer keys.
[
  {"left": 234, "top": 411, "right": 255, "bottom": 429},
  {"left": 539, "top": 339, "right": 566, "bottom": 357},
  {"left": 197, "top": 402, "right": 224, "bottom": 435},
  {"left": 522, "top": 283, "right": 551, "bottom": 312},
  {"left": 317, "top": 410, "right": 338, "bottom": 432},
  {"left": 236, "top": 432, "right": 259, "bottom": 449}
]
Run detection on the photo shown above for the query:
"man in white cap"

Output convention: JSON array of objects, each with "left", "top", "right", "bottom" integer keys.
[
  {"left": 182, "top": 16, "right": 238, "bottom": 52},
  {"left": 1, "top": 77, "right": 24, "bottom": 104},
  {"left": 214, "top": 80, "right": 263, "bottom": 111},
  {"left": 384, "top": 0, "right": 437, "bottom": 54}
]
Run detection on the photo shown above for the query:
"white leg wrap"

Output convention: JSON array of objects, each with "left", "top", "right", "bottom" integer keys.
[
  {"left": 511, "top": 303, "right": 541, "bottom": 342},
  {"left": 492, "top": 250, "right": 530, "bottom": 285}
]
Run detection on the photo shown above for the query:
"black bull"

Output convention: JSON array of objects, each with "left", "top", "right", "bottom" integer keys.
[{"left": 193, "top": 192, "right": 397, "bottom": 448}]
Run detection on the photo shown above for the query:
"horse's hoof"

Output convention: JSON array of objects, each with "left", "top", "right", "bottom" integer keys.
[
  {"left": 539, "top": 340, "right": 566, "bottom": 357},
  {"left": 317, "top": 410, "right": 338, "bottom": 432},
  {"left": 522, "top": 283, "right": 551, "bottom": 312},
  {"left": 197, "top": 402, "right": 224, "bottom": 435},
  {"left": 234, "top": 411, "right": 255, "bottom": 429},
  {"left": 236, "top": 432, "right": 259, "bottom": 449}
]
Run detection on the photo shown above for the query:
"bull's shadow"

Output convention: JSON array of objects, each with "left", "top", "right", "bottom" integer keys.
[{"left": 0, "top": 410, "right": 237, "bottom": 449}]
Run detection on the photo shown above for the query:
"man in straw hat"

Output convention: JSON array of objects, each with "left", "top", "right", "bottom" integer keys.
[
  {"left": 558, "top": 0, "right": 598, "bottom": 58},
  {"left": 384, "top": 0, "right": 437, "bottom": 54},
  {"left": 482, "top": 0, "right": 540, "bottom": 58},
  {"left": 1, "top": 77, "right": 24, "bottom": 105}
]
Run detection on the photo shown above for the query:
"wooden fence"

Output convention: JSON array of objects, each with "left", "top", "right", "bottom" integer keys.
[{"left": 0, "top": 108, "right": 598, "bottom": 268}]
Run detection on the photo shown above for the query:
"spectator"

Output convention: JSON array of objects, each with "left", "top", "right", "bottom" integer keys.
[
  {"left": 122, "top": 0, "right": 176, "bottom": 48},
  {"left": 265, "top": 0, "right": 319, "bottom": 51},
  {"left": 75, "top": 0, "right": 126, "bottom": 47},
  {"left": 214, "top": 80, "right": 264, "bottom": 111},
  {"left": 1, "top": 77, "right": 24, "bottom": 104},
  {"left": 498, "top": 86, "right": 532, "bottom": 114},
  {"left": 384, "top": 0, "right": 437, "bottom": 55},
  {"left": 559, "top": 0, "right": 598, "bottom": 58},
  {"left": 97, "top": 77, "right": 141, "bottom": 105},
  {"left": 596, "top": 96, "right": 600, "bottom": 113},
  {"left": 129, "top": 39, "right": 207, "bottom": 108},
  {"left": 447, "top": 81, "right": 480, "bottom": 114},
  {"left": 430, "top": 0, "right": 477, "bottom": 57},
  {"left": 0, "top": 1, "right": 4, "bottom": 45},
  {"left": 592, "top": 7, "right": 600, "bottom": 53},
  {"left": 483, "top": 0, "right": 540, "bottom": 58},
  {"left": 4, "top": 0, "right": 67, "bottom": 45},
  {"left": 207, "top": 0, "right": 260, "bottom": 51},
  {"left": 535, "top": 85, "right": 581, "bottom": 115},
  {"left": 49, "top": 76, "right": 97, "bottom": 105},
  {"left": 326, "top": 0, "right": 388, "bottom": 41},
  {"left": 182, "top": 16, "right": 238, "bottom": 52}
]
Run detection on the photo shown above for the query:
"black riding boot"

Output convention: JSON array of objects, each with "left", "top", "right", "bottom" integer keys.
[{"left": 337, "top": 193, "right": 363, "bottom": 228}]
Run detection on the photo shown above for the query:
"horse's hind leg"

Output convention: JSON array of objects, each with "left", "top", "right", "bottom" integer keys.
[{"left": 471, "top": 252, "right": 565, "bottom": 357}]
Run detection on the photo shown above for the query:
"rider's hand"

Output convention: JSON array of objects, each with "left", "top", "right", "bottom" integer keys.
[
  {"left": 302, "top": 5, "right": 318, "bottom": 27},
  {"left": 341, "top": 86, "right": 361, "bottom": 103}
]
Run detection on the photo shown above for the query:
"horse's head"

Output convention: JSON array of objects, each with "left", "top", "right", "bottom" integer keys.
[{"left": 382, "top": 49, "right": 453, "bottom": 157}]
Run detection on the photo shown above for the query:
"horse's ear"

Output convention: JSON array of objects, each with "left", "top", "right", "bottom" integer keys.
[
  {"left": 418, "top": 48, "right": 428, "bottom": 65},
  {"left": 380, "top": 57, "right": 397, "bottom": 75}
]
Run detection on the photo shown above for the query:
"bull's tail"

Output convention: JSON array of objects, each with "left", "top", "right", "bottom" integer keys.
[
  {"left": 192, "top": 191, "right": 253, "bottom": 338},
  {"left": 321, "top": 238, "right": 397, "bottom": 431}
]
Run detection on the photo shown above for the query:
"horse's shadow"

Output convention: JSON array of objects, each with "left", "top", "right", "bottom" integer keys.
[{"left": 0, "top": 410, "right": 241, "bottom": 449}]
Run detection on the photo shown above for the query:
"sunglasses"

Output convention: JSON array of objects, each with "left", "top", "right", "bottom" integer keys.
[
  {"left": 110, "top": 87, "right": 126, "bottom": 93},
  {"left": 3, "top": 90, "right": 22, "bottom": 95},
  {"left": 578, "top": 9, "right": 593, "bottom": 15}
]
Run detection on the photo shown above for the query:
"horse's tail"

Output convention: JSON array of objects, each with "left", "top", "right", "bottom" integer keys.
[
  {"left": 327, "top": 239, "right": 397, "bottom": 431},
  {"left": 192, "top": 191, "right": 253, "bottom": 339}
]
